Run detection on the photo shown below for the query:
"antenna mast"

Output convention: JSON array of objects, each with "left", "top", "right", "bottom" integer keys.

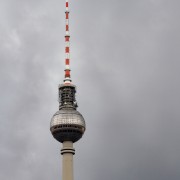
[{"left": 64, "top": 0, "right": 71, "bottom": 84}]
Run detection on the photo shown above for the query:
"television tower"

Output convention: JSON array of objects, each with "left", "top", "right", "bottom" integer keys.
[{"left": 50, "top": 1, "right": 86, "bottom": 180}]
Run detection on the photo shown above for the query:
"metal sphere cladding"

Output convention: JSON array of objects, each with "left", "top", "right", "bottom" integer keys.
[{"left": 50, "top": 109, "right": 85, "bottom": 143}]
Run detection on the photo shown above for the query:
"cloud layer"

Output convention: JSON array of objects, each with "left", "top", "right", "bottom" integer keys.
[{"left": 0, "top": 0, "right": 180, "bottom": 180}]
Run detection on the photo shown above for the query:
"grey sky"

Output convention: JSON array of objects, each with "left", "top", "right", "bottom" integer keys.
[{"left": 0, "top": 0, "right": 180, "bottom": 180}]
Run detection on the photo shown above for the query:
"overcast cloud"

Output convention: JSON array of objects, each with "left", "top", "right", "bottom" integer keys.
[{"left": 0, "top": 0, "right": 180, "bottom": 180}]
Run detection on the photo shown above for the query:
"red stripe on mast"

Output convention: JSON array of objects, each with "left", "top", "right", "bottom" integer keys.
[{"left": 66, "top": 59, "right": 70, "bottom": 65}]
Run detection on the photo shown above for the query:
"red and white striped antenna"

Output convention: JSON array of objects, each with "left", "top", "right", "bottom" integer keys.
[{"left": 64, "top": 0, "right": 71, "bottom": 84}]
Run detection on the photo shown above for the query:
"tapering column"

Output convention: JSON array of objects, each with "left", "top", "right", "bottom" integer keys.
[{"left": 61, "top": 141, "right": 75, "bottom": 180}]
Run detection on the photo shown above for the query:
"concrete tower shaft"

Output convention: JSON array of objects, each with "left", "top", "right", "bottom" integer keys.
[{"left": 61, "top": 141, "right": 75, "bottom": 180}]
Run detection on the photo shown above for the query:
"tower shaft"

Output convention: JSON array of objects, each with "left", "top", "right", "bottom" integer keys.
[{"left": 61, "top": 141, "right": 75, "bottom": 180}]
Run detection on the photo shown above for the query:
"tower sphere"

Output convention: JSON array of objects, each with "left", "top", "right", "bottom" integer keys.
[{"left": 50, "top": 109, "right": 86, "bottom": 143}]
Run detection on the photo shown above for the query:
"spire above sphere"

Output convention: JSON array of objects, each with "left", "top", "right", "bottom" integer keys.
[{"left": 64, "top": 0, "right": 71, "bottom": 84}]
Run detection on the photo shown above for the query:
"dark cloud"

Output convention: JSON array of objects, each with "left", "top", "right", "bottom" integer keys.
[{"left": 0, "top": 0, "right": 180, "bottom": 180}]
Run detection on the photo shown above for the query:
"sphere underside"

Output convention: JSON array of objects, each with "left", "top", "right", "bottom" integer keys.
[{"left": 50, "top": 109, "right": 85, "bottom": 143}]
